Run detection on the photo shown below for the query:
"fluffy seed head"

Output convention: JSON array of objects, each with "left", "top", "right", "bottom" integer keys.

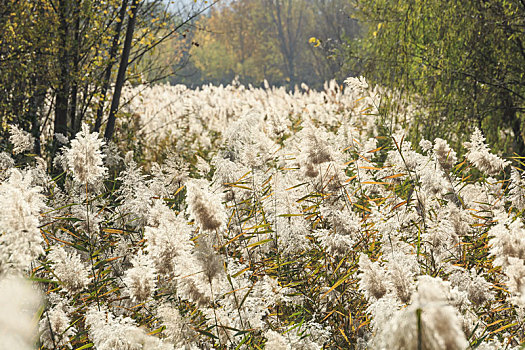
[{"left": 65, "top": 124, "right": 107, "bottom": 184}]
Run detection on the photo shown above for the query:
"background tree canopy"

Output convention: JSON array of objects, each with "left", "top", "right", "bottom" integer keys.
[
  {"left": 168, "top": 0, "right": 360, "bottom": 89},
  {"left": 159, "top": 0, "right": 525, "bottom": 155},
  {"left": 346, "top": 0, "right": 525, "bottom": 155},
  {"left": 2, "top": 0, "right": 524, "bottom": 156},
  {"left": 0, "top": 0, "right": 209, "bottom": 153}
]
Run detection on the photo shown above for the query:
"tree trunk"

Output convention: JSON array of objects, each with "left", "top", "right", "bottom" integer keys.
[
  {"left": 94, "top": 0, "right": 129, "bottom": 133},
  {"left": 54, "top": 0, "right": 70, "bottom": 140},
  {"left": 265, "top": 0, "right": 303, "bottom": 88},
  {"left": 104, "top": 0, "right": 139, "bottom": 141},
  {"left": 70, "top": 0, "right": 81, "bottom": 134}
]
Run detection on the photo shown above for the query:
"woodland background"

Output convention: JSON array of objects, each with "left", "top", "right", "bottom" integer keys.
[{"left": 0, "top": 0, "right": 523, "bottom": 155}]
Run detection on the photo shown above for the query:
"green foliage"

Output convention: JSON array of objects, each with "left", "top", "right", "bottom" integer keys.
[{"left": 347, "top": 0, "right": 525, "bottom": 155}]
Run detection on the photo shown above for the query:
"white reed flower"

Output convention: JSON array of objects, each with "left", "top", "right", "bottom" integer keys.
[
  {"left": 195, "top": 155, "right": 211, "bottom": 176},
  {"left": 117, "top": 155, "right": 154, "bottom": 228},
  {"left": 48, "top": 245, "right": 90, "bottom": 294},
  {"left": 211, "top": 155, "right": 244, "bottom": 186},
  {"left": 150, "top": 163, "right": 178, "bottom": 197},
  {"left": 70, "top": 202, "right": 102, "bottom": 234},
  {"left": 65, "top": 124, "right": 107, "bottom": 184},
  {"left": 55, "top": 133, "right": 69, "bottom": 145},
  {"left": 0, "top": 152, "right": 14, "bottom": 172},
  {"left": 39, "top": 300, "right": 75, "bottom": 349},
  {"left": 418, "top": 163, "right": 450, "bottom": 197},
  {"left": 264, "top": 326, "right": 323, "bottom": 350},
  {"left": 162, "top": 152, "right": 189, "bottom": 185},
  {"left": 85, "top": 306, "right": 171, "bottom": 350},
  {"left": 0, "top": 274, "right": 42, "bottom": 350},
  {"left": 509, "top": 168, "right": 525, "bottom": 211},
  {"left": 274, "top": 214, "right": 311, "bottom": 256},
  {"left": 52, "top": 150, "right": 68, "bottom": 173},
  {"left": 0, "top": 169, "right": 45, "bottom": 273},
  {"left": 9, "top": 124, "right": 34, "bottom": 154},
  {"left": 386, "top": 133, "right": 426, "bottom": 173},
  {"left": 345, "top": 76, "right": 369, "bottom": 91},
  {"left": 144, "top": 201, "right": 194, "bottom": 276},
  {"left": 157, "top": 304, "right": 195, "bottom": 347},
  {"left": 501, "top": 257, "right": 525, "bottom": 309},
  {"left": 422, "top": 215, "right": 460, "bottom": 265},
  {"left": 217, "top": 272, "right": 281, "bottom": 331},
  {"left": 313, "top": 228, "right": 356, "bottom": 255},
  {"left": 385, "top": 250, "right": 418, "bottom": 304},
  {"left": 102, "top": 142, "right": 123, "bottom": 169},
  {"left": 194, "top": 235, "right": 223, "bottom": 283},
  {"left": 419, "top": 139, "right": 433, "bottom": 152},
  {"left": 175, "top": 235, "right": 226, "bottom": 307},
  {"left": 464, "top": 128, "right": 509, "bottom": 175},
  {"left": 265, "top": 329, "right": 290, "bottom": 350},
  {"left": 222, "top": 111, "right": 277, "bottom": 168},
  {"left": 475, "top": 340, "right": 509, "bottom": 350},
  {"left": 123, "top": 252, "right": 157, "bottom": 303},
  {"left": 186, "top": 179, "right": 227, "bottom": 232},
  {"left": 358, "top": 253, "right": 389, "bottom": 300},
  {"left": 489, "top": 213, "right": 525, "bottom": 267},
  {"left": 433, "top": 138, "right": 457, "bottom": 171},
  {"left": 267, "top": 173, "right": 312, "bottom": 256},
  {"left": 447, "top": 267, "right": 494, "bottom": 306},
  {"left": 367, "top": 294, "right": 402, "bottom": 332},
  {"left": 372, "top": 276, "right": 468, "bottom": 350}
]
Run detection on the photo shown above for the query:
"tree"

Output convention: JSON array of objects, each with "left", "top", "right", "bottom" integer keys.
[
  {"left": 0, "top": 0, "right": 210, "bottom": 153},
  {"left": 93, "top": 0, "right": 129, "bottom": 133},
  {"left": 189, "top": 0, "right": 284, "bottom": 86},
  {"left": 263, "top": 0, "right": 307, "bottom": 87},
  {"left": 185, "top": 0, "right": 360, "bottom": 88},
  {"left": 0, "top": 0, "right": 55, "bottom": 152},
  {"left": 305, "top": 0, "right": 360, "bottom": 81},
  {"left": 104, "top": 0, "right": 139, "bottom": 141},
  {"left": 349, "top": 0, "right": 525, "bottom": 154}
]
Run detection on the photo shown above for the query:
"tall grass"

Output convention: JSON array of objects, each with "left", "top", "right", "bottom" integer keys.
[{"left": 1, "top": 78, "right": 524, "bottom": 349}]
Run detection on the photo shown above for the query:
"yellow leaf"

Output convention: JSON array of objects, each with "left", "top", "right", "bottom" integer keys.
[
  {"left": 359, "top": 166, "right": 382, "bottom": 170},
  {"left": 308, "top": 37, "right": 320, "bottom": 47},
  {"left": 322, "top": 273, "right": 351, "bottom": 298},
  {"left": 491, "top": 322, "right": 518, "bottom": 334},
  {"left": 391, "top": 201, "right": 408, "bottom": 210},
  {"left": 339, "top": 328, "right": 351, "bottom": 345},
  {"left": 361, "top": 181, "right": 393, "bottom": 185},
  {"left": 382, "top": 173, "right": 406, "bottom": 179}
]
